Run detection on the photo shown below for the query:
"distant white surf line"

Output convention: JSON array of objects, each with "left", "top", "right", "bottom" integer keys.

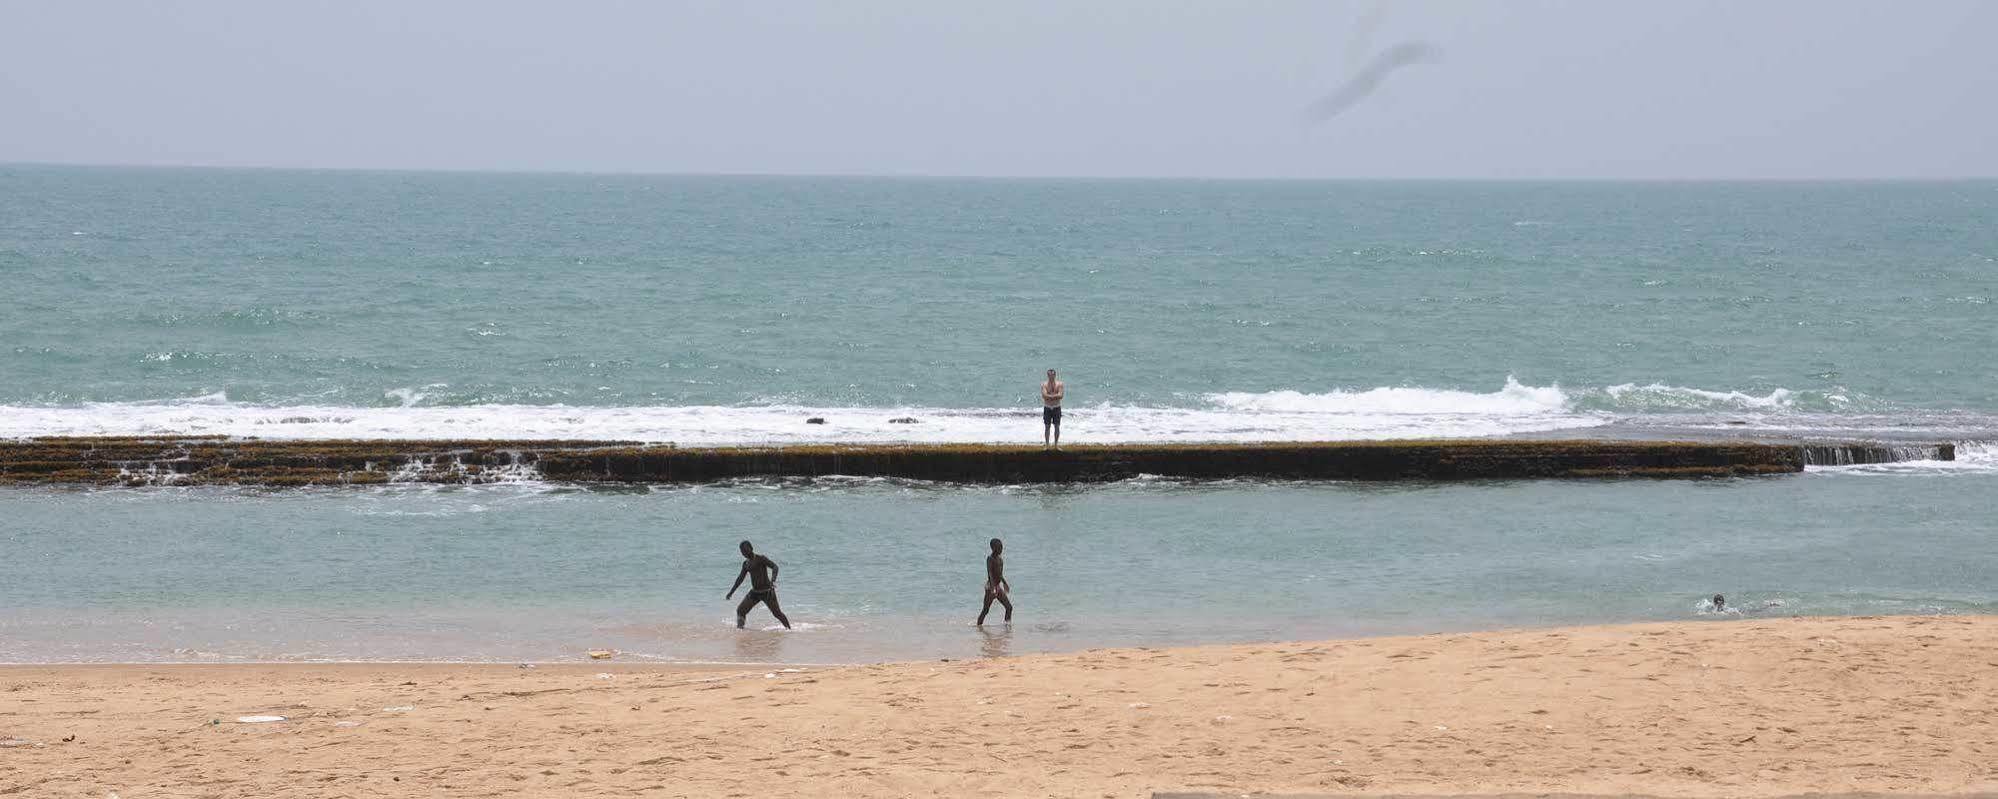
[
  {"left": 0, "top": 402, "right": 1603, "bottom": 444},
  {"left": 0, "top": 397, "right": 1601, "bottom": 446},
  {"left": 1206, "top": 376, "right": 1568, "bottom": 415},
  {"left": 0, "top": 377, "right": 1922, "bottom": 445}
]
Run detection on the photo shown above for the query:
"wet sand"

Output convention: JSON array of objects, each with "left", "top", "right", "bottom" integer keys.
[{"left": 4, "top": 615, "right": 1995, "bottom": 798}]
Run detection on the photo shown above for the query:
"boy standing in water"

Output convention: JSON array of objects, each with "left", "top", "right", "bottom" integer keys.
[
  {"left": 1040, "top": 369, "right": 1064, "bottom": 449},
  {"left": 725, "top": 540, "right": 791, "bottom": 630},
  {"left": 977, "top": 537, "right": 1013, "bottom": 625}
]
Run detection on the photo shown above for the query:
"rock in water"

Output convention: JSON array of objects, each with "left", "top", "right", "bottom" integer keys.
[{"left": 805, "top": 417, "right": 826, "bottom": 425}]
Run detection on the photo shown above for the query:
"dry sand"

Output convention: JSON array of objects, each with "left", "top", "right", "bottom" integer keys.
[{"left": 4, "top": 615, "right": 1996, "bottom": 798}]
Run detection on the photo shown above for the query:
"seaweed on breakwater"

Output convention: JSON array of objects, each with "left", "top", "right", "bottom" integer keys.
[
  {"left": 0, "top": 436, "right": 1856, "bottom": 487},
  {"left": 528, "top": 440, "right": 1811, "bottom": 484},
  {"left": 0, "top": 438, "right": 644, "bottom": 487}
]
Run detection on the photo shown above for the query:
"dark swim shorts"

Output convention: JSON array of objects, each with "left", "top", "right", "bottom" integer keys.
[{"left": 1042, "top": 406, "right": 1062, "bottom": 425}]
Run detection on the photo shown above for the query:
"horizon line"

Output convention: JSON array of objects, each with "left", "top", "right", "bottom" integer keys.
[{"left": 4, "top": 158, "right": 1996, "bottom": 184}]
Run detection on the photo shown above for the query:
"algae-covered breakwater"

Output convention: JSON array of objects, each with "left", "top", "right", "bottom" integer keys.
[
  {"left": 0, "top": 437, "right": 1951, "bottom": 486},
  {"left": 0, "top": 437, "right": 628, "bottom": 487}
]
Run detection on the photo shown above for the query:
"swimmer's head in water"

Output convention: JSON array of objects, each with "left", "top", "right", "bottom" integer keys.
[
  {"left": 739, "top": 540, "right": 754, "bottom": 557},
  {"left": 1713, "top": 594, "right": 1726, "bottom": 608},
  {"left": 990, "top": 537, "right": 1003, "bottom": 553}
]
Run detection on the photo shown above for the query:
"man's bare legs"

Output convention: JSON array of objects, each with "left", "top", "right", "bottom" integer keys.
[
  {"left": 735, "top": 591, "right": 791, "bottom": 630},
  {"left": 1040, "top": 370, "right": 1064, "bottom": 450},
  {"left": 762, "top": 593, "right": 791, "bottom": 629},
  {"left": 976, "top": 587, "right": 1013, "bottom": 625}
]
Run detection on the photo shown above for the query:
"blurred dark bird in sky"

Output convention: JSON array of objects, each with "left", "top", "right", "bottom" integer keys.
[{"left": 1302, "top": 40, "right": 1442, "bottom": 123}]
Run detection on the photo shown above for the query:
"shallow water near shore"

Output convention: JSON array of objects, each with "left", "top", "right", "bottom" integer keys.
[
  {"left": 5, "top": 167, "right": 1998, "bottom": 662},
  {"left": 4, "top": 466, "right": 1995, "bottom": 664}
]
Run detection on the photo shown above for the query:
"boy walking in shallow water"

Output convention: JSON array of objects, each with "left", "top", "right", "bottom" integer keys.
[
  {"left": 977, "top": 537, "right": 1013, "bottom": 625},
  {"left": 726, "top": 540, "right": 791, "bottom": 629}
]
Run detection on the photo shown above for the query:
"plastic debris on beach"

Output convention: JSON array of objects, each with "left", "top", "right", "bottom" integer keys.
[
  {"left": 334, "top": 721, "right": 364, "bottom": 728},
  {"left": 236, "top": 715, "right": 287, "bottom": 723},
  {"left": 595, "top": 673, "right": 614, "bottom": 680},
  {"left": 0, "top": 738, "right": 41, "bottom": 748},
  {"left": 381, "top": 706, "right": 414, "bottom": 712}
]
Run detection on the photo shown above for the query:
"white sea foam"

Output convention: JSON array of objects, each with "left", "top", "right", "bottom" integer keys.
[
  {"left": 0, "top": 401, "right": 1603, "bottom": 444},
  {"left": 1591, "top": 383, "right": 1803, "bottom": 411},
  {"left": 1807, "top": 441, "right": 1998, "bottom": 476},
  {"left": 0, "top": 381, "right": 1602, "bottom": 444},
  {"left": 0, "top": 378, "right": 1975, "bottom": 446},
  {"left": 1206, "top": 376, "right": 1568, "bottom": 415}
]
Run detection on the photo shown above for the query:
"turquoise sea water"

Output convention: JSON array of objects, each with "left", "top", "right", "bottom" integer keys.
[{"left": 2, "top": 165, "right": 1997, "bottom": 662}]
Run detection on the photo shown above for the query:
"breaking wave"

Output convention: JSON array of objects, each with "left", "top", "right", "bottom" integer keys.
[
  {"left": 1205, "top": 377, "right": 1567, "bottom": 415},
  {"left": 1573, "top": 383, "right": 1874, "bottom": 414},
  {"left": 0, "top": 378, "right": 1964, "bottom": 445}
]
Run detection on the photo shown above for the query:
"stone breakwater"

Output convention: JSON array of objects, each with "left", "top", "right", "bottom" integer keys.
[{"left": 0, "top": 437, "right": 1954, "bottom": 486}]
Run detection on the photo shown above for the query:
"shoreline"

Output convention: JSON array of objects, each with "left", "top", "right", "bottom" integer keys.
[
  {"left": 0, "top": 613, "right": 1875, "bottom": 668},
  {"left": 0, "top": 613, "right": 1856, "bottom": 669},
  {"left": 5, "top": 615, "right": 1994, "bottom": 797}
]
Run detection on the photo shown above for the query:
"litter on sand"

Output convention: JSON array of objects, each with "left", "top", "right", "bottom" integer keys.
[{"left": 236, "top": 715, "right": 286, "bottom": 723}]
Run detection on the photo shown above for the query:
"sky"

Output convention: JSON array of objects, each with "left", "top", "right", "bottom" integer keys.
[{"left": 2, "top": 1, "right": 1993, "bottom": 179}]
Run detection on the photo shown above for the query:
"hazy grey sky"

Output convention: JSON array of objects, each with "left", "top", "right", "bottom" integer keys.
[{"left": 3, "top": 1, "right": 1992, "bottom": 179}]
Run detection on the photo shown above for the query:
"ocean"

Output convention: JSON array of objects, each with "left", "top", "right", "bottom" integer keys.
[{"left": 3, "top": 164, "right": 1996, "bottom": 663}]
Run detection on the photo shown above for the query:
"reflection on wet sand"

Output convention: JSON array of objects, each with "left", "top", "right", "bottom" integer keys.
[
  {"left": 978, "top": 624, "right": 1012, "bottom": 659},
  {"left": 733, "top": 628, "right": 785, "bottom": 662}
]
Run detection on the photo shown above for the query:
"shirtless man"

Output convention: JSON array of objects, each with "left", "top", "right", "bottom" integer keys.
[
  {"left": 1040, "top": 369, "right": 1065, "bottom": 449},
  {"left": 725, "top": 540, "right": 791, "bottom": 630},
  {"left": 976, "top": 537, "right": 1013, "bottom": 625}
]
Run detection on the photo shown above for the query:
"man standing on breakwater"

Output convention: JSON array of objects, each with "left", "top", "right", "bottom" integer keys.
[
  {"left": 976, "top": 537, "right": 1013, "bottom": 625},
  {"left": 726, "top": 540, "right": 791, "bottom": 630},
  {"left": 1041, "top": 369, "right": 1065, "bottom": 449}
]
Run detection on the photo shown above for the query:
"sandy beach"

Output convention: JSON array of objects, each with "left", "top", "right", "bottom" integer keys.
[{"left": 4, "top": 615, "right": 1996, "bottom": 798}]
